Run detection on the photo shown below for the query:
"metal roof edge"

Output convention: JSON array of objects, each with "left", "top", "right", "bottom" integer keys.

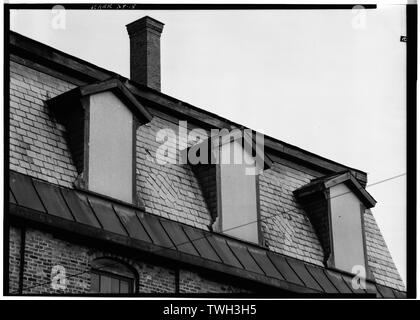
[{"left": 8, "top": 170, "right": 396, "bottom": 297}]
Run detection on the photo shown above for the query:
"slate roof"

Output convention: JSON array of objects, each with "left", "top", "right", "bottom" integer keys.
[
  {"left": 8, "top": 170, "right": 405, "bottom": 298},
  {"left": 8, "top": 30, "right": 406, "bottom": 292}
]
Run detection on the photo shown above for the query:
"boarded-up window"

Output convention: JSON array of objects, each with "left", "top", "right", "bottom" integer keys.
[
  {"left": 216, "top": 139, "right": 260, "bottom": 244},
  {"left": 88, "top": 92, "right": 134, "bottom": 203},
  {"left": 329, "top": 183, "right": 367, "bottom": 274},
  {"left": 90, "top": 258, "right": 135, "bottom": 294}
]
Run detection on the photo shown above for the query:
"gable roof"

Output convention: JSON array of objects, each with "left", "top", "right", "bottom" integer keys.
[
  {"left": 46, "top": 77, "right": 153, "bottom": 124},
  {"left": 294, "top": 171, "right": 377, "bottom": 208},
  {"left": 8, "top": 170, "right": 404, "bottom": 298}
]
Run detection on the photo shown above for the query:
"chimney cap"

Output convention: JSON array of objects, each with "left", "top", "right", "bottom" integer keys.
[{"left": 126, "top": 16, "right": 164, "bottom": 36}]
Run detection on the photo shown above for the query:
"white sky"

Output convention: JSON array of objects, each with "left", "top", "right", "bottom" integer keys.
[{"left": 9, "top": 6, "right": 407, "bottom": 285}]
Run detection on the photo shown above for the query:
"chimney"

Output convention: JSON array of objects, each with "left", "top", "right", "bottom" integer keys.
[{"left": 126, "top": 16, "right": 164, "bottom": 91}]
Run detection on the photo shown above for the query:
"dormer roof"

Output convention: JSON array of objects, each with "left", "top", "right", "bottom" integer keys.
[{"left": 294, "top": 171, "right": 376, "bottom": 209}]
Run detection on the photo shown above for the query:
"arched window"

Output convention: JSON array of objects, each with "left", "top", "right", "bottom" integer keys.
[{"left": 90, "top": 258, "right": 137, "bottom": 294}]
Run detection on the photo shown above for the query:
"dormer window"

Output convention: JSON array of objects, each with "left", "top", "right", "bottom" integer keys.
[
  {"left": 186, "top": 129, "right": 272, "bottom": 244},
  {"left": 294, "top": 171, "right": 376, "bottom": 276},
  {"left": 47, "top": 78, "right": 152, "bottom": 204}
]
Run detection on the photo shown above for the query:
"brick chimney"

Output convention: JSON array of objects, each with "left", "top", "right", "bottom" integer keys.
[{"left": 126, "top": 16, "right": 164, "bottom": 91}]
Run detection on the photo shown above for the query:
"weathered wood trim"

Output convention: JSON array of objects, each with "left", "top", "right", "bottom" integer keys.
[
  {"left": 325, "top": 189, "right": 335, "bottom": 269},
  {"left": 360, "top": 204, "right": 374, "bottom": 281},
  {"left": 255, "top": 174, "right": 264, "bottom": 247}
]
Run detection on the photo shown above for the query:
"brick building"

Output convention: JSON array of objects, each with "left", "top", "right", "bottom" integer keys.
[{"left": 7, "top": 16, "right": 406, "bottom": 297}]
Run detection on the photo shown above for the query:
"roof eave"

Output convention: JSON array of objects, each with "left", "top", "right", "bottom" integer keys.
[{"left": 294, "top": 171, "right": 376, "bottom": 208}]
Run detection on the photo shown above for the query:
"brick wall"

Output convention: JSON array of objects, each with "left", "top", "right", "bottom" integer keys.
[
  {"left": 8, "top": 226, "right": 252, "bottom": 294},
  {"left": 21, "top": 228, "right": 90, "bottom": 294},
  {"left": 179, "top": 270, "right": 250, "bottom": 294},
  {"left": 126, "top": 17, "right": 163, "bottom": 91},
  {"left": 138, "top": 262, "right": 176, "bottom": 293},
  {"left": 9, "top": 226, "right": 21, "bottom": 294}
]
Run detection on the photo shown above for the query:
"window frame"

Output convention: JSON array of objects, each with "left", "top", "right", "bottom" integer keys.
[
  {"left": 90, "top": 268, "right": 135, "bottom": 294},
  {"left": 90, "top": 258, "right": 137, "bottom": 294}
]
